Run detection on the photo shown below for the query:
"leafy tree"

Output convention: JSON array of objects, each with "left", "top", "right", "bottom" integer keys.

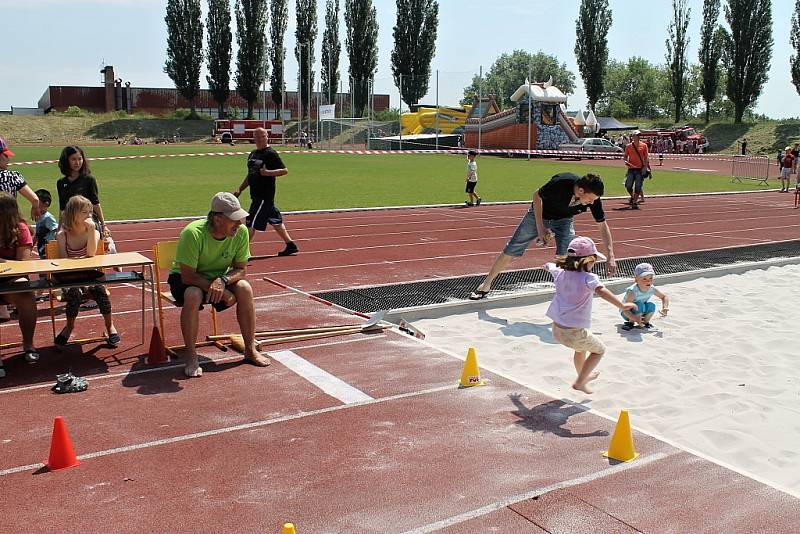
[
  {"left": 574, "top": 0, "right": 612, "bottom": 112},
  {"left": 791, "top": 0, "right": 800, "bottom": 96},
  {"left": 665, "top": 0, "right": 691, "bottom": 123},
  {"left": 344, "top": 0, "right": 379, "bottom": 115},
  {"left": 597, "top": 58, "right": 661, "bottom": 119},
  {"left": 206, "top": 0, "right": 232, "bottom": 118},
  {"left": 655, "top": 63, "right": 703, "bottom": 121},
  {"left": 460, "top": 50, "right": 576, "bottom": 108},
  {"left": 234, "top": 0, "right": 269, "bottom": 119},
  {"left": 391, "top": 0, "right": 439, "bottom": 107},
  {"left": 321, "top": 0, "right": 341, "bottom": 105},
  {"left": 164, "top": 0, "right": 204, "bottom": 114},
  {"left": 270, "top": 0, "right": 289, "bottom": 115},
  {"left": 698, "top": 0, "right": 723, "bottom": 123},
  {"left": 723, "top": 0, "right": 773, "bottom": 123},
  {"left": 295, "top": 0, "right": 318, "bottom": 121}
]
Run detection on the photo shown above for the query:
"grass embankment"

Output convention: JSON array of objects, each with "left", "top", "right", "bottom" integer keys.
[
  {"left": 0, "top": 114, "right": 213, "bottom": 145},
  {"left": 10, "top": 147, "right": 761, "bottom": 221}
]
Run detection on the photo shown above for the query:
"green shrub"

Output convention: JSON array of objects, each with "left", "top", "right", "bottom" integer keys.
[{"left": 64, "top": 106, "right": 85, "bottom": 117}]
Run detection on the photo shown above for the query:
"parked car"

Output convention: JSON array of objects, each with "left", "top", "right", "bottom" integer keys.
[{"left": 558, "top": 138, "right": 623, "bottom": 159}]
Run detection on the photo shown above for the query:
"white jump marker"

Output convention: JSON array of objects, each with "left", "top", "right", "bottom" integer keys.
[{"left": 269, "top": 350, "right": 373, "bottom": 404}]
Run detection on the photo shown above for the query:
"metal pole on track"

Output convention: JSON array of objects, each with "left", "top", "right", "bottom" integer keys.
[
  {"left": 435, "top": 69, "right": 439, "bottom": 151},
  {"left": 478, "top": 65, "right": 482, "bottom": 153},
  {"left": 399, "top": 73, "right": 403, "bottom": 152},
  {"left": 527, "top": 66, "right": 532, "bottom": 160}
]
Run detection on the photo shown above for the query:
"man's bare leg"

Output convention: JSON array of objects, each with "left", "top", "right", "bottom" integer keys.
[
  {"left": 180, "top": 287, "right": 204, "bottom": 377},
  {"left": 474, "top": 253, "right": 515, "bottom": 293},
  {"left": 273, "top": 223, "right": 293, "bottom": 244},
  {"left": 233, "top": 281, "right": 269, "bottom": 366},
  {"left": 573, "top": 353, "right": 603, "bottom": 394}
]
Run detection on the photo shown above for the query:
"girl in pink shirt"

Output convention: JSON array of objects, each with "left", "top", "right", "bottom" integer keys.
[{"left": 545, "top": 236, "right": 635, "bottom": 394}]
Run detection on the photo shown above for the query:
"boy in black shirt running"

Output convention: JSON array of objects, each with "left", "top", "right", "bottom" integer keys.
[{"left": 233, "top": 128, "right": 298, "bottom": 256}]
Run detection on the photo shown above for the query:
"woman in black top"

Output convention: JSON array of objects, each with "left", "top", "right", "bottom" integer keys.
[{"left": 56, "top": 146, "right": 111, "bottom": 240}]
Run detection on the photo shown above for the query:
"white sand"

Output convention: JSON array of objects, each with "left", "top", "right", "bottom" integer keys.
[{"left": 415, "top": 263, "right": 800, "bottom": 496}]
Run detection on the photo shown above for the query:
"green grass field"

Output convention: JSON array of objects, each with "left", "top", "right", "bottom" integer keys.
[{"left": 7, "top": 145, "right": 761, "bottom": 220}]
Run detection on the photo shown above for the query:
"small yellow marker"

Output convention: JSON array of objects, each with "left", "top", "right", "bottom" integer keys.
[{"left": 458, "top": 347, "right": 484, "bottom": 388}]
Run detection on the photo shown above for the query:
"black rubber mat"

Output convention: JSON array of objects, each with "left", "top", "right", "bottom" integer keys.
[{"left": 313, "top": 240, "right": 800, "bottom": 313}]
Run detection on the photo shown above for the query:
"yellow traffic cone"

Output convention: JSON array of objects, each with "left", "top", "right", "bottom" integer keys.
[
  {"left": 458, "top": 347, "right": 484, "bottom": 388},
  {"left": 282, "top": 523, "right": 297, "bottom": 534},
  {"left": 602, "top": 410, "right": 639, "bottom": 462}
]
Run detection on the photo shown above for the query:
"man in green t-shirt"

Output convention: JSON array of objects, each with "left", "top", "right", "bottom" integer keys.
[{"left": 169, "top": 192, "right": 270, "bottom": 377}]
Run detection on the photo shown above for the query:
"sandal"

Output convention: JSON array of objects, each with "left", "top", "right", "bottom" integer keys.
[
  {"left": 55, "top": 330, "right": 71, "bottom": 348},
  {"left": 621, "top": 321, "right": 635, "bottom": 331},
  {"left": 23, "top": 349, "right": 40, "bottom": 363},
  {"left": 51, "top": 372, "right": 88, "bottom": 394},
  {"left": 468, "top": 289, "right": 490, "bottom": 300},
  {"left": 107, "top": 332, "right": 121, "bottom": 347}
]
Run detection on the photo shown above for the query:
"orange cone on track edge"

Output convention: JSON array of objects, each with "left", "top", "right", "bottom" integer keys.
[
  {"left": 602, "top": 410, "right": 639, "bottom": 462},
  {"left": 458, "top": 347, "right": 484, "bottom": 388},
  {"left": 147, "top": 326, "right": 168, "bottom": 364},
  {"left": 282, "top": 523, "right": 297, "bottom": 534},
  {"left": 46, "top": 416, "right": 80, "bottom": 471}
]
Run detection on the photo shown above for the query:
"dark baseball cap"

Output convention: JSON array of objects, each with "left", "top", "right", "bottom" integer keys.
[{"left": 0, "top": 138, "right": 14, "bottom": 157}]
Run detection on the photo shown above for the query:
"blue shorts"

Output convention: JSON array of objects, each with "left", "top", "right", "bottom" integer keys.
[
  {"left": 502, "top": 209, "right": 575, "bottom": 257},
  {"left": 246, "top": 198, "right": 283, "bottom": 231},
  {"left": 620, "top": 300, "right": 656, "bottom": 320}
]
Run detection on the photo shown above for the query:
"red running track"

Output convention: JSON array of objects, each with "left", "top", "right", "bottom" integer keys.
[{"left": 0, "top": 191, "right": 798, "bottom": 532}]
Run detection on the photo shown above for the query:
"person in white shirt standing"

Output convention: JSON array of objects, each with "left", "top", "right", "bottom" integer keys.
[{"left": 464, "top": 150, "right": 481, "bottom": 207}]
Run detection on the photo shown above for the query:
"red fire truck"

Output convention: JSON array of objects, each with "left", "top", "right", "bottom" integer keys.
[
  {"left": 638, "top": 126, "right": 709, "bottom": 153},
  {"left": 213, "top": 120, "right": 283, "bottom": 144}
]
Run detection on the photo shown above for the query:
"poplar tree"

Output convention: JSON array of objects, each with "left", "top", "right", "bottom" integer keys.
[
  {"left": 295, "top": 0, "right": 318, "bottom": 121},
  {"left": 723, "top": 0, "right": 773, "bottom": 123},
  {"left": 206, "top": 0, "right": 232, "bottom": 118},
  {"left": 321, "top": 0, "right": 341, "bottom": 105},
  {"left": 270, "top": 0, "right": 289, "bottom": 116},
  {"left": 164, "top": 0, "right": 204, "bottom": 114},
  {"left": 665, "top": 0, "right": 691, "bottom": 123},
  {"left": 574, "top": 0, "right": 612, "bottom": 112},
  {"left": 791, "top": 0, "right": 800, "bottom": 96},
  {"left": 235, "top": 0, "right": 269, "bottom": 119},
  {"left": 698, "top": 0, "right": 723, "bottom": 123},
  {"left": 391, "top": 0, "right": 439, "bottom": 107},
  {"left": 344, "top": 0, "right": 379, "bottom": 115}
]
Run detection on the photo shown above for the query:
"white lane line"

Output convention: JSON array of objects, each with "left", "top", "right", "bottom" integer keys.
[
  {"left": 403, "top": 451, "right": 672, "bottom": 533},
  {"left": 0, "top": 335, "right": 384, "bottom": 395},
  {"left": 0, "top": 382, "right": 450, "bottom": 477},
  {"left": 269, "top": 349, "right": 372, "bottom": 404}
]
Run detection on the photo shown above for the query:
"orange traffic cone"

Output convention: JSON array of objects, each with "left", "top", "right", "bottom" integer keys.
[
  {"left": 147, "top": 326, "right": 168, "bottom": 364},
  {"left": 458, "top": 347, "right": 484, "bottom": 388},
  {"left": 602, "top": 410, "right": 639, "bottom": 462},
  {"left": 282, "top": 523, "right": 297, "bottom": 534},
  {"left": 46, "top": 416, "right": 80, "bottom": 471}
]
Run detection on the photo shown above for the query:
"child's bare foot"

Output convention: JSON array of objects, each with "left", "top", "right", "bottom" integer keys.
[
  {"left": 572, "top": 381, "right": 593, "bottom": 394},
  {"left": 586, "top": 371, "right": 600, "bottom": 383},
  {"left": 184, "top": 356, "right": 203, "bottom": 377}
]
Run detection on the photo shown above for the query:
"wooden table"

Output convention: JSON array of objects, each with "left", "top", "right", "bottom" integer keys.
[{"left": 0, "top": 252, "right": 157, "bottom": 351}]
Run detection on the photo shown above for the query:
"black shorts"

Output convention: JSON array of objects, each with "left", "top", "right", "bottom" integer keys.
[
  {"left": 246, "top": 198, "right": 283, "bottom": 231},
  {"left": 167, "top": 273, "right": 232, "bottom": 312},
  {"left": 465, "top": 181, "right": 477, "bottom": 194}
]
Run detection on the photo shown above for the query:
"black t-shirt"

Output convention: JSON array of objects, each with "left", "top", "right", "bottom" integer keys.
[
  {"left": 246, "top": 147, "right": 285, "bottom": 203},
  {"left": 537, "top": 173, "right": 605, "bottom": 222},
  {"left": 57, "top": 174, "right": 100, "bottom": 211}
]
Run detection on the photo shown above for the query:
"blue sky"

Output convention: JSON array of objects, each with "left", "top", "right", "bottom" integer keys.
[{"left": 2, "top": 0, "right": 796, "bottom": 118}]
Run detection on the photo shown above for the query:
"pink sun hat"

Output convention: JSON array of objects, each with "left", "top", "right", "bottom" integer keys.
[
  {"left": 566, "top": 236, "right": 606, "bottom": 261},
  {"left": 0, "top": 138, "right": 14, "bottom": 158}
]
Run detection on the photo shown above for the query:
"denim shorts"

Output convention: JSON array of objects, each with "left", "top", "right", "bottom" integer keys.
[
  {"left": 503, "top": 208, "right": 575, "bottom": 257},
  {"left": 620, "top": 300, "right": 656, "bottom": 320}
]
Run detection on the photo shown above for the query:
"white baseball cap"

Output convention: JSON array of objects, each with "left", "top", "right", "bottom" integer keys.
[{"left": 211, "top": 192, "right": 248, "bottom": 221}]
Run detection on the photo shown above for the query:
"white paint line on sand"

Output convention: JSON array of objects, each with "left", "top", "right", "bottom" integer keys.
[{"left": 269, "top": 349, "right": 372, "bottom": 404}]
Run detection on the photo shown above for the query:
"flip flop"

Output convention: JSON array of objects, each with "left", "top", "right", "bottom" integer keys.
[{"left": 468, "top": 290, "right": 490, "bottom": 300}]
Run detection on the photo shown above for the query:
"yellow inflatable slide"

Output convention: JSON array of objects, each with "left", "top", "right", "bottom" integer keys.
[{"left": 400, "top": 105, "right": 472, "bottom": 135}]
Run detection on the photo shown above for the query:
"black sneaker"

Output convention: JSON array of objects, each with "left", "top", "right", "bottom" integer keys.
[
  {"left": 464, "top": 201, "right": 474, "bottom": 207},
  {"left": 621, "top": 321, "right": 635, "bottom": 331},
  {"left": 277, "top": 241, "right": 298, "bottom": 256},
  {"left": 642, "top": 321, "right": 653, "bottom": 329},
  {"left": 476, "top": 198, "right": 482, "bottom": 206}
]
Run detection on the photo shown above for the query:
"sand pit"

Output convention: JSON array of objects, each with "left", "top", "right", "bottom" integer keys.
[{"left": 415, "top": 263, "right": 800, "bottom": 496}]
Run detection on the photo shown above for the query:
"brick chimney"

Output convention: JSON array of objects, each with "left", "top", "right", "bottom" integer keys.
[{"left": 101, "top": 65, "right": 115, "bottom": 112}]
